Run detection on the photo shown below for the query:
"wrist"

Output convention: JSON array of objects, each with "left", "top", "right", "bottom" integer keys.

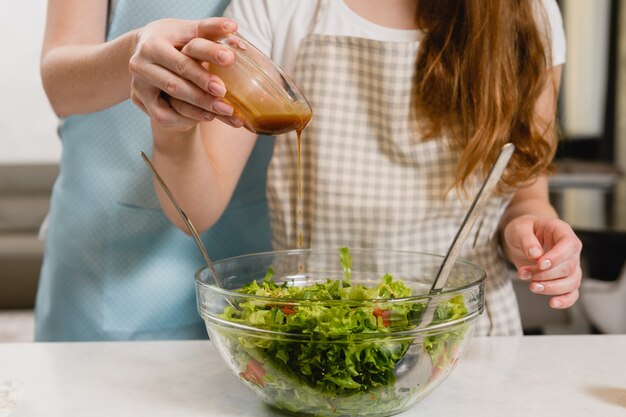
[
  {"left": 127, "top": 28, "right": 141, "bottom": 70},
  {"left": 151, "top": 120, "right": 200, "bottom": 156}
]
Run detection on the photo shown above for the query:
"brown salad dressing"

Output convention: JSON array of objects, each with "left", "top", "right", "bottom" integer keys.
[
  {"left": 225, "top": 94, "right": 311, "bottom": 136},
  {"left": 235, "top": 107, "right": 311, "bottom": 251}
]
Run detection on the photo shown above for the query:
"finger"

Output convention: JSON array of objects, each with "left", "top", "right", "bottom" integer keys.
[
  {"left": 528, "top": 266, "right": 582, "bottom": 295},
  {"left": 536, "top": 225, "right": 583, "bottom": 273},
  {"left": 154, "top": 92, "right": 197, "bottom": 129},
  {"left": 149, "top": 18, "right": 204, "bottom": 49},
  {"left": 149, "top": 38, "right": 232, "bottom": 95},
  {"left": 517, "top": 264, "right": 542, "bottom": 281},
  {"left": 138, "top": 40, "right": 229, "bottom": 99},
  {"left": 148, "top": 90, "right": 197, "bottom": 130},
  {"left": 528, "top": 258, "right": 581, "bottom": 282},
  {"left": 549, "top": 289, "right": 580, "bottom": 309},
  {"left": 136, "top": 62, "right": 234, "bottom": 116},
  {"left": 196, "top": 17, "right": 238, "bottom": 40},
  {"left": 506, "top": 216, "right": 544, "bottom": 261},
  {"left": 129, "top": 91, "right": 149, "bottom": 116},
  {"left": 214, "top": 113, "right": 245, "bottom": 129},
  {"left": 131, "top": 79, "right": 167, "bottom": 118},
  {"left": 181, "top": 37, "right": 235, "bottom": 68},
  {"left": 168, "top": 93, "right": 244, "bottom": 128},
  {"left": 168, "top": 95, "right": 215, "bottom": 123},
  {"left": 518, "top": 230, "right": 543, "bottom": 261},
  {"left": 130, "top": 28, "right": 223, "bottom": 96}
]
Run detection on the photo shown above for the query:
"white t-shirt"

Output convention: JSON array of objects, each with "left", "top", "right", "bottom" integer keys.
[{"left": 225, "top": 0, "right": 566, "bottom": 76}]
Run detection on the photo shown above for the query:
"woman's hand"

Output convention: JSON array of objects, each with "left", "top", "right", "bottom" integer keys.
[
  {"left": 503, "top": 215, "right": 583, "bottom": 309},
  {"left": 129, "top": 17, "right": 243, "bottom": 132}
]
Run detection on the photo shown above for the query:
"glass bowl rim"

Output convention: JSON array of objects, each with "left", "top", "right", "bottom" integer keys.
[
  {"left": 194, "top": 248, "right": 486, "bottom": 304},
  {"left": 200, "top": 306, "right": 481, "bottom": 339}
]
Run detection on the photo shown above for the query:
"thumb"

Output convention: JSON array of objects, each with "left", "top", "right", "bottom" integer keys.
[
  {"left": 506, "top": 217, "right": 543, "bottom": 263},
  {"left": 517, "top": 225, "right": 543, "bottom": 262},
  {"left": 507, "top": 219, "right": 543, "bottom": 281},
  {"left": 196, "top": 17, "right": 238, "bottom": 40}
]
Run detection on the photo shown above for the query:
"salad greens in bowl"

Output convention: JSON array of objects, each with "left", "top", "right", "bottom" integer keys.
[{"left": 196, "top": 248, "right": 485, "bottom": 417}]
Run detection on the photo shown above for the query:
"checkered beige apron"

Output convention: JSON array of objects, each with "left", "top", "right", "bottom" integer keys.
[{"left": 267, "top": 1, "right": 522, "bottom": 336}]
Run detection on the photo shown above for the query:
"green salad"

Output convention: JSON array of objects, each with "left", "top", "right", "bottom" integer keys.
[{"left": 218, "top": 248, "right": 471, "bottom": 416}]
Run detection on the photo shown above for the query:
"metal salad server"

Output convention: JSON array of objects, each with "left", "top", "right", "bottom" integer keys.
[
  {"left": 140, "top": 151, "right": 223, "bottom": 288},
  {"left": 395, "top": 143, "right": 516, "bottom": 384},
  {"left": 418, "top": 142, "right": 516, "bottom": 329}
]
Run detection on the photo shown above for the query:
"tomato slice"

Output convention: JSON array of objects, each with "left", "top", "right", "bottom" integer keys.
[
  {"left": 373, "top": 307, "right": 391, "bottom": 327},
  {"left": 280, "top": 304, "right": 296, "bottom": 315},
  {"left": 240, "top": 359, "right": 266, "bottom": 387}
]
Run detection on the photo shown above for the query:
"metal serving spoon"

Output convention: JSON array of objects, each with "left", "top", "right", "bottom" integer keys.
[
  {"left": 140, "top": 151, "right": 223, "bottom": 288},
  {"left": 419, "top": 142, "right": 516, "bottom": 328},
  {"left": 395, "top": 143, "right": 515, "bottom": 384}
]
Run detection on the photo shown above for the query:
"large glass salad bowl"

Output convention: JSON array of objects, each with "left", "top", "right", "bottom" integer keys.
[{"left": 196, "top": 248, "right": 485, "bottom": 417}]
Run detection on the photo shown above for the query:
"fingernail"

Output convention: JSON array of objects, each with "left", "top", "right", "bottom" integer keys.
[
  {"left": 519, "top": 270, "right": 532, "bottom": 281},
  {"left": 551, "top": 299, "right": 562, "bottom": 308},
  {"left": 212, "top": 101, "right": 233, "bottom": 116},
  {"left": 531, "top": 282, "right": 544, "bottom": 293},
  {"left": 208, "top": 81, "right": 226, "bottom": 97},
  {"left": 539, "top": 259, "right": 552, "bottom": 270},
  {"left": 223, "top": 20, "right": 236, "bottom": 31},
  {"left": 229, "top": 115, "right": 244, "bottom": 128},
  {"left": 528, "top": 247, "right": 542, "bottom": 258},
  {"left": 217, "top": 49, "right": 232, "bottom": 64}
]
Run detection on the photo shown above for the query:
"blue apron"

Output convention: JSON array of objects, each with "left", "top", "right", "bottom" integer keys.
[{"left": 35, "top": 0, "right": 274, "bottom": 341}]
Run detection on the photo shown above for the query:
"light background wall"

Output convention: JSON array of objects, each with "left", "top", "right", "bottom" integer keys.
[
  {"left": 560, "top": 0, "right": 612, "bottom": 139},
  {"left": 0, "top": 0, "right": 61, "bottom": 164}
]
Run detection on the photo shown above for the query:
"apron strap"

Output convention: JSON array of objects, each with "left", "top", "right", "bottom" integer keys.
[{"left": 311, "top": 0, "right": 331, "bottom": 33}]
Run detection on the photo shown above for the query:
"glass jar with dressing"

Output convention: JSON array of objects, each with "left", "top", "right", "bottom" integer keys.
[{"left": 208, "top": 33, "right": 312, "bottom": 135}]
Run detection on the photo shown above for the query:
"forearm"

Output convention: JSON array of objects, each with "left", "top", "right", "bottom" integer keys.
[
  {"left": 500, "top": 197, "right": 558, "bottom": 229},
  {"left": 151, "top": 123, "right": 230, "bottom": 233},
  {"left": 41, "top": 30, "right": 137, "bottom": 117}
]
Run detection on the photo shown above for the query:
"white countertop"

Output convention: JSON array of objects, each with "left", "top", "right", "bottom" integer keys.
[{"left": 1, "top": 336, "right": 625, "bottom": 417}]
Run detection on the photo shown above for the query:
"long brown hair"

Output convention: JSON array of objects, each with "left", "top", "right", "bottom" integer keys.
[{"left": 414, "top": 0, "right": 557, "bottom": 191}]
